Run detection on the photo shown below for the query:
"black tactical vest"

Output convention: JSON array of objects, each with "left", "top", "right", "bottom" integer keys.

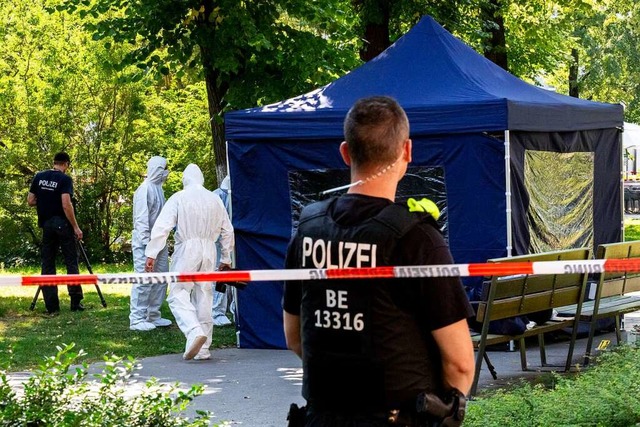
[{"left": 296, "top": 197, "right": 437, "bottom": 412}]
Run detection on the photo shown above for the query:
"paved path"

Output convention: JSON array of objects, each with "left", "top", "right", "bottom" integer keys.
[
  {"left": 126, "top": 330, "right": 617, "bottom": 426},
  {"left": 131, "top": 349, "right": 305, "bottom": 426}
]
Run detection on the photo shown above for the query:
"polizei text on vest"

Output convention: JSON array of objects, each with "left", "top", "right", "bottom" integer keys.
[{"left": 302, "top": 237, "right": 377, "bottom": 268}]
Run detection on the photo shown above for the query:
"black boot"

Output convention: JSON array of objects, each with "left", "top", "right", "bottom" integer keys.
[
  {"left": 70, "top": 300, "right": 85, "bottom": 311},
  {"left": 70, "top": 303, "right": 84, "bottom": 312}
]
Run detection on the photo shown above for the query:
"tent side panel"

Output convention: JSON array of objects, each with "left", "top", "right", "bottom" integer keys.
[
  {"left": 229, "top": 138, "right": 345, "bottom": 349},
  {"left": 593, "top": 129, "right": 623, "bottom": 246},
  {"left": 427, "top": 133, "right": 508, "bottom": 299},
  {"left": 510, "top": 129, "right": 622, "bottom": 256},
  {"left": 230, "top": 133, "right": 511, "bottom": 347}
]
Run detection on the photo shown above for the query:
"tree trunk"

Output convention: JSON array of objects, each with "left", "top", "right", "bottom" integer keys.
[
  {"left": 203, "top": 68, "right": 228, "bottom": 186},
  {"left": 196, "top": 0, "right": 228, "bottom": 186},
  {"left": 358, "top": 0, "right": 391, "bottom": 62},
  {"left": 569, "top": 48, "right": 580, "bottom": 98},
  {"left": 481, "top": 0, "right": 509, "bottom": 71}
]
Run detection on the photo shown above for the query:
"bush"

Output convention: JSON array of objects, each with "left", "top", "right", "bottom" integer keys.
[
  {"left": 0, "top": 344, "right": 213, "bottom": 426},
  {"left": 465, "top": 345, "right": 640, "bottom": 426}
]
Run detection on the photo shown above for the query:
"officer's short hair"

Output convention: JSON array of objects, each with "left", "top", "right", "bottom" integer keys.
[
  {"left": 343, "top": 96, "right": 409, "bottom": 168},
  {"left": 53, "top": 152, "right": 71, "bottom": 165}
]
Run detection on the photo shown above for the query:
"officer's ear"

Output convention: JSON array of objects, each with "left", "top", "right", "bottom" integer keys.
[
  {"left": 339, "top": 141, "right": 352, "bottom": 166},
  {"left": 403, "top": 138, "right": 412, "bottom": 163}
]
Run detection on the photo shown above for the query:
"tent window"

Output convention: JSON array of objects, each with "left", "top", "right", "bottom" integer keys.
[
  {"left": 524, "top": 150, "right": 594, "bottom": 253},
  {"left": 288, "top": 166, "right": 448, "bottom": 239}
]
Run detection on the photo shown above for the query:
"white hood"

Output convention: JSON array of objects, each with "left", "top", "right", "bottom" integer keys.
[
  {"left": 182, "top": 164, "right": 205, "bottom": 188},
  {"left": 146, "top": 156, "right": 168, "bottom": 185},
  {"left": 220, "top": 175, "right": 230, "bottom": 192}
]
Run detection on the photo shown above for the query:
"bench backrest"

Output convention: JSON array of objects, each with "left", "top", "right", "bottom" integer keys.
[
  {"left": 476, "top": 248, "right": 591, "bottom": 323},
  {"left": 596, "top": 241, "right": 640, "bottom": 297}
]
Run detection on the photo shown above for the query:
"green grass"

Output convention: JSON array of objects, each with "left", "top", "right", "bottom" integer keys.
[
  {"left": 625, "top": 217, "right": 640, "bottom": 241},
  {"left": 465, "top": 346, "right": 640, "bottom": 426},
  {"left": 0, "top": 262, "right": 236, "bottom": 371}
]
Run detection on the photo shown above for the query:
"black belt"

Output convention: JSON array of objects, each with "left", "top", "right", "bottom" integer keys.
[
  {"left": 376, "top": 409, "right": 437, "bottom": 427},
  {"left": 307, "top": 407, "right": 430, "bottom": 427},
  {"left": 375, "top": 409, "right": 411, "bottom": 425}
]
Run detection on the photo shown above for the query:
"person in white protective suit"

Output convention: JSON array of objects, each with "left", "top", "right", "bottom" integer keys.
[
  {"left": 130, "top": 156, "right": 172, "bottom": 332},
  {"left": 144, "top": 164, "right": 234, "bottom": 361},
  {"left": 211, "top": 175, "right": 234, "bottom": 326}
]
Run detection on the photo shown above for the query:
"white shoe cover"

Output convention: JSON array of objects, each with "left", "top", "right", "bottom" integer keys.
[
  {"left": 194, "top": 349, "right": 211, "bottom": 360},
  {"left": 183, "top": 333, "right": 207, "bottom": 360},
  {"left": 151, "top": 318, "right": 173, "bottom": 327},
  {"left": 130, "top": 321, "right": 156, "bottom": 332},
  {"left": 213, "top": 314, "right": 232, "bottom": 326}
]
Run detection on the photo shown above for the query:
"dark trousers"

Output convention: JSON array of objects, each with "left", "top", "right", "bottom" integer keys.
[{"left": 40, "top": 216, "right": 83, "bottom": 313}]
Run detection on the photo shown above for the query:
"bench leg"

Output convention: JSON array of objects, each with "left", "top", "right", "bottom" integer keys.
[
  {"left": 615, "top": 315, "right": 622, "bottom": 345},
  {"left": 565, "top": 318, "right": 581, "bottom": 372},
  {"left": 538, "top": 333, "right": 547, "bottom": 366},
  {"left": 483, "top": 352, "right": 498, "bottom": 380},
  {"left": 472, "top": 345, "right": 485, "bottom": 396},
  {"left": 519, "top": 337, "right": 528, "bottom": 371},
  {"left": 584, "top": 316, "right": 598, "bottom": 367}
]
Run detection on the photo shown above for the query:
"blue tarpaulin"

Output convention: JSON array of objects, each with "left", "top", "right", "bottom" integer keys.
[{"left": 225, "top": 16, "right": 623, "bottom": 349}]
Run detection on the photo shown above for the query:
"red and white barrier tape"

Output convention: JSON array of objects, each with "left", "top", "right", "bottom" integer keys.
[{"left": 1, "top": 258, "right": 640, "bottom": 287}]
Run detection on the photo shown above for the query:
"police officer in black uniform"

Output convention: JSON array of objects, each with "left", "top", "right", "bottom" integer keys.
[
  {"left": 27, "top": 152, "right": 84, "bottom": 314},
  {"left": 283, "top": 96, "right": 475, "bottom": 426}
]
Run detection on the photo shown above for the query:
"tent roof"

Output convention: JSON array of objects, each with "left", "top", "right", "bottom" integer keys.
[{"left": 226, "top": 16, "right": 622, "bottom": 140}]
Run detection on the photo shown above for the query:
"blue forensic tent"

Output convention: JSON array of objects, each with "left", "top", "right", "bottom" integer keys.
[{"left": 224, "top": 16, "right": 624, "bottom": 349}]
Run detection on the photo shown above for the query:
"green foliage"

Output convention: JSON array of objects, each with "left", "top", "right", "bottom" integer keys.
[
  {"left": 573, "top": 0, "right": 640, "bottom": 121},
  {"left": 500, "top": 1, "right": 576, "bottom": 80},
  {"left": 0, "top": 0, "right": 214, "bottom": 265},
  {"left": 625, "top": 219, "right": 640, "bottom": 242},
  {"left": 465, "top": 346, "right": 640, "bottom": 426},
  {"left": 53, "top": 0, "right": 362, "bottom": 182},
  {"left": 132, "top": 82, "right": 216, "bottom": 191},
  {"left": 0, "top": 343, "right": 212, "bottom": 426}
]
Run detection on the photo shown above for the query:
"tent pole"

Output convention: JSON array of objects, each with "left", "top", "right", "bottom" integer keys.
[
  {"left": 505, "top": 130, "right": 513, "bottom": 257},
  {"left": 225, "top": 139, "right": 233, "bottom": 250},
  {"left": 620, "top": 128, "right": 625, "bottom": 242},
  {"left": 225, "top": 140, "right": 241, "bottom": 347}
]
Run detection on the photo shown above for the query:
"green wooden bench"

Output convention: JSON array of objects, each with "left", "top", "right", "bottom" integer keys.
[
  {"left": 556, "top": 240, "right": 640, "bottom": 366},
  {"left": 470, "top": 248, "right": 591, "bottom": 396}
]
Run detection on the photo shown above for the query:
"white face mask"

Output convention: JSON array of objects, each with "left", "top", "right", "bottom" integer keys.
[{"left": 162, "top": 169, "right": 170, "bottom": 183}]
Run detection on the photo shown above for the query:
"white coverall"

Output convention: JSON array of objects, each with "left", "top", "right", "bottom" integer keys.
[
  {"left": 212, "top": 175, "right": 234, "bottom": 326},
  {"left": 130, "top": 156, "right": 170, "bottom": 329},
  {"left": 145, "top": 164, "right": 234, "bottom": 360}
]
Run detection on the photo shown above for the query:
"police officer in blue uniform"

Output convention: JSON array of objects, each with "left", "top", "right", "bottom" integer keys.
[
  {"left": 28, "top": 152, "right": 84, "bottom": 314},
  {"left": 283, "top": 97, "right": 475, "bottom": 426}
]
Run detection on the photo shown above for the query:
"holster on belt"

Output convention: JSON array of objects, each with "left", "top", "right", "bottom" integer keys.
[
  {"left": 286, "top": 403, "right": 307, "bottom": 427},
  {"left": 414, "top": 388, "right": 466, "bottom": 427}
]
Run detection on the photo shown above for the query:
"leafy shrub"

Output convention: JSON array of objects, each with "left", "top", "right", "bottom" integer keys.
[
  {"left": 0, "top": 344, "right": 213, "bottom": 426},
  {"left": 466, "top": 345, "right": 640, "bottom": 426},
  {"left": 625, "top": 221, "right": 640, "bottom": 242}
]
